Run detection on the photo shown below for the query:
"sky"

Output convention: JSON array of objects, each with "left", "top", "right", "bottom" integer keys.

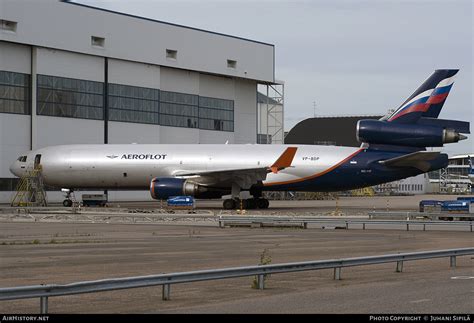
[{"left": 77, "top": 0, "right": 473, "bottom": 154}]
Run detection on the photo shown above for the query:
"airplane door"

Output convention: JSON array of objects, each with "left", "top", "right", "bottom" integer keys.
[{"left": 34, "top": 154, "right": 42, "bottom": 169}]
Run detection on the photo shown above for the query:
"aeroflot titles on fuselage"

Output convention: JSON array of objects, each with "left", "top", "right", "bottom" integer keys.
[{"left": 107, "top": 154, "right": 168, "bottom": 160}]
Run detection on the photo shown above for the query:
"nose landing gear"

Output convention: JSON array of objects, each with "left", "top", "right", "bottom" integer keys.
[{"left": 61, "top": 188, "right": 76, "bottom": 207}]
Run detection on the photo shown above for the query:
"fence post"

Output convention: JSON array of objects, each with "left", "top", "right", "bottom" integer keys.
[
  {"left": 334, "top": 267, "right": 342, "bottom": 280},
  {"left": 40, "top": 296, "right": 48, "bottom": 314},
  {"left": 450, "top": 256, "right": 456, "bottom": 268},
  {"left": 257, "top": 274, "right": 265, "bottom": 290},
  {"left": 363, "top": 223, "right": 365, "bottom": 230},
  {"left": 406, "top": 223, "right": 409, "bottom": 231},
  {"left": 423, "top": 224, "right": 426, "bottom": 231},
  {"left": 162, "top": 284, "right": 171, "bottom": 300},
  {"left": 396, "top": 261, "right": 403, "bottom": 273}
]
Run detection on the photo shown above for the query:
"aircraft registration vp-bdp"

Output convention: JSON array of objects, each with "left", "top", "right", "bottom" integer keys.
[{"left": 10, "top": 69, "right": 470, "bottom": 209}]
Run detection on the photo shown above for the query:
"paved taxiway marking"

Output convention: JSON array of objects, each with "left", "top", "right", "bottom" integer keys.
[{"left": 450, "top": 276, "right": 474, "bottom": 280}]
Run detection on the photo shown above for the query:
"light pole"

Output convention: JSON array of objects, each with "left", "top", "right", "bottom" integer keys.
[{"left": 313, "top": 101, "right": 316, "bottom": 118}]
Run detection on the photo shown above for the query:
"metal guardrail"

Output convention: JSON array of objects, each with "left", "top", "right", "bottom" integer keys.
[
  {"left": 0, "top": 206, "right": 214, "bottom": 215},
  {"left": 368, "top": 211, "right": 474, "bottom": 220},
  {"left": 1, "top": 248, "right": 472, "bottom": 313},
  {"left": 218, "top": 216, "right": 474, "bottom": 231}
]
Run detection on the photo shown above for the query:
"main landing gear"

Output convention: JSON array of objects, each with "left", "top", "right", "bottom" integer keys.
[
  {"left": 222, "top": 198, "right": 269, "bottom": 210},
  {"left": 223, "top": 183, "right": 269, "bottom": 209}
]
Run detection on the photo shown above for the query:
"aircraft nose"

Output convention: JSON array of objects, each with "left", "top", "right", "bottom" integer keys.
[{"left": 9, "top": 161, "right": 20, "bottom": 177}]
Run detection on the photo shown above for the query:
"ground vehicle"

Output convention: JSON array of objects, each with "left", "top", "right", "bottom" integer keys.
[
  {"left": 457, "top": 196, "right": 474, "bottom": 203},
  {"left": 167, "top": 196, "right": 194, "bottom": 209},
  {"left": 419, "top": 198, "right": 473, "bottom": 220},
  {"left": 419, "top": 200, "right": 443, "bottom": 212},
  {"left": 82, "top": 194, "right": 107, "bottom": 207}
]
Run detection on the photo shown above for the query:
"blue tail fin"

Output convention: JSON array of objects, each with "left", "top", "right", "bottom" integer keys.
[{"left": 386, "top": 69, "right": 458, "bottom": 124}]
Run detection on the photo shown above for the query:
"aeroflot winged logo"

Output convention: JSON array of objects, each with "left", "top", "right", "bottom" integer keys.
[{"left": 107, "top": 154, "right": 167, "bottom": 160}]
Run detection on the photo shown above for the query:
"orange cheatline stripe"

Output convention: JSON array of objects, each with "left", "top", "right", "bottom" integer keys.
[
  {"left": 270, "top": 147, "right": 298, "bottom": 173},
  {"left": 264, "top": 148, "right": 364, "bottom": 187}
]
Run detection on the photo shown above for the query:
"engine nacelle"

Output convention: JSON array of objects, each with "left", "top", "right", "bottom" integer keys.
[
  {"left": 150, "top": 178, "right": 204, "bottom": 200},
  {"left": 356, "top": 119, "right": 465, "bottom": 147}
]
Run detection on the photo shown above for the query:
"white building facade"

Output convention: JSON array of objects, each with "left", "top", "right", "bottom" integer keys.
[{"left": 0, "top": 0, "right": 275, "bottom": 202}]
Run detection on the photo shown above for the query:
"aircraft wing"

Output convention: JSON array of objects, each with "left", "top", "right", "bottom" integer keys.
[
  {"left": 174, "top": 147, "right": 298, "bottom": 188},
  {"left": 378, "top": 151, "right": 441, "bottom": 172}
]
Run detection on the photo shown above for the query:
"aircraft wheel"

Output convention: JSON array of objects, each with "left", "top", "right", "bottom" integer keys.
[
  {"left": 223, "top": 199, "right": 236, "bottom": 210},
  {"left": 257, "top": 198, "right": 269, "bottom": 209},
  {"left": 256, "top": 198, "right": 266, "bottom": 209},
  {"left": 63, "top": 199, "right": 73, "bottom": 207}
]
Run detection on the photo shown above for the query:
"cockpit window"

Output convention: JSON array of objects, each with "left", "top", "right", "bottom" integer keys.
[{"left": 17, "top": 156, "right": 27, "bottom": 162}]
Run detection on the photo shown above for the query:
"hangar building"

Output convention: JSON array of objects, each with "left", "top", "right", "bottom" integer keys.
[{"left": 0, "top": 0, "right": 275, "bottom": 202}]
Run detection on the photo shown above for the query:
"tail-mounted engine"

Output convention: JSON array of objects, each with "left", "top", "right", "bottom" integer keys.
[{"left": 356, "top": 119, "right": 467, "bottom": 147}]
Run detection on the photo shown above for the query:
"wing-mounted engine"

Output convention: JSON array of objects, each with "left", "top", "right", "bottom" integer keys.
[
  {"left": 150, "top": 177, "right": 224, "bottom": 199},
  {"left": 356, "top": 119, "right": 467, "bottom": 147}
]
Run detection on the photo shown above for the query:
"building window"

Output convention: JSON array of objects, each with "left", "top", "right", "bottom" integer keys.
[
  {"left": 166, "top": 49, "right": 177, "bottom": 60},
  {"left": 0, "top": 71, "right": 30, "bottom": 115},
  {"left": 0, "top": 19, "right": 17, "bottom": 33},
  {"left": 227, "top": 59, "right": 237, "bottom": 69},
  {"left": 108, "top": 83, "right": 160, "bottom": 124},
  {"left": 160, "top": 91, "right": 198, "bottom": 128},
  {"left": 199, "top": 96, "right": 234, "bottom": 132},
  {"left": 91, "top": 36, "right": 105, "bottom": 48},
  {"left": 37, "top": 75, "right": 104, "bottom": 120}
]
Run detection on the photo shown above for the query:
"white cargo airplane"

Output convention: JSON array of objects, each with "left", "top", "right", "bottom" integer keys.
[{"left": 9, "top": 70, "right": 469, "bottom": 209}]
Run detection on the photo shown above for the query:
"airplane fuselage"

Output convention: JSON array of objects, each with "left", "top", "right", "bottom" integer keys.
[{"left": 10, "top": 144, "right": 427, "bottom": 192}]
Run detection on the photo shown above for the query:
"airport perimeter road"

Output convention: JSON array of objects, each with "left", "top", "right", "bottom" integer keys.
[{"left": 0, "top": 223, "right": 472, "bottom": 313}]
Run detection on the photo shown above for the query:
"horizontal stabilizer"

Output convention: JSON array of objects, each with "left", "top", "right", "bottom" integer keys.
[
  {"left": 417, "top": 118, "right": 470, "bottom": 134},
  {"left": 378, "top": 151, "right": 442, "bottom": 172}
]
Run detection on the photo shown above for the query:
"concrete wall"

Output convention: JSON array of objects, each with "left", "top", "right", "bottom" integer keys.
[
  {"left": 0, "top": 42, "right": 31, "bottom": 179},
  {"left": 0, "top": 114, "right": 30, "bottom": 177},
  {"left": 0, "top": 41, "right": 31, "bottom": 73},
  {"left": 160, "top": 67, "right": 199, "bottom": 94},
  {"left": 35, "top": 47, "right": 104, "bottom": 82},
  {"left": 234, "top": 79, "right": 257, "bottom": 144},
  {"left": 108, "top": 122, "right": 159, "bottom": 144}
]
